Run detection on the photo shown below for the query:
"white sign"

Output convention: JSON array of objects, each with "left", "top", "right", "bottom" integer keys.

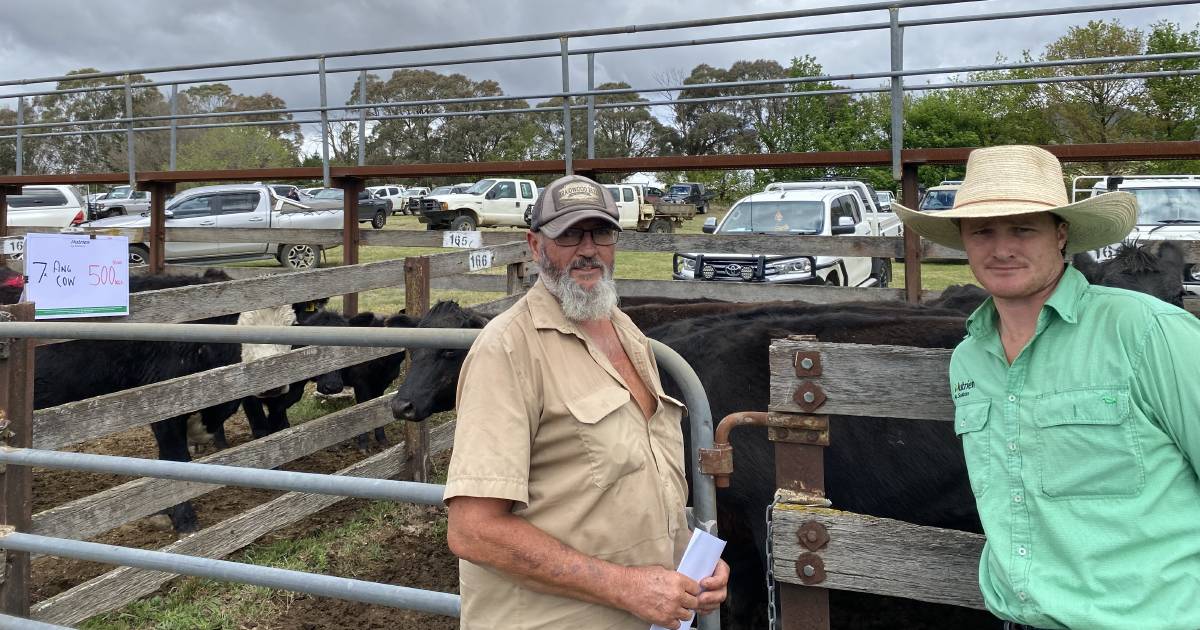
[
  {"left": 2, "top": 237, "right": 23, "bottom": 256},
  {"left": 442, "top": 230, "right": 482, "bottom": 249},
  {"left": 24, "top": 233, "right": 130, "bottom": 319},
  {"left": 467, "top": 249, "right": 494, "bottom": 272}
]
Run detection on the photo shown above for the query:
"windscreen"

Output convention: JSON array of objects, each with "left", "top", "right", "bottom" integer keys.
[
  {"left": 1128, "top": 188, "right": 1200, "bottom": 224},
  {"left": 313, "top": 189, "right": 343, "bottom": 199},
  {"left": 718, "top": 201, "right": 824, "bottom": 234},
  {"left": 920, "top": 190, "right": 957, "bottom": 211},
  {"left": 669, "top": 184, "right": 691, "bottom": 196},
  {"left": 466, "top": 179, "right": 496, "bottom": 195}
]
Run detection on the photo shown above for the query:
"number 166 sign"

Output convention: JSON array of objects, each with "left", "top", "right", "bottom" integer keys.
[{"left": 24, "top": 233, "right": 130, "bottom": 319}]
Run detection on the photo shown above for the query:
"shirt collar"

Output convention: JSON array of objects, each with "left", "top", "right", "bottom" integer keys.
[
  {"left": 526, "top": 278, "right": 625, "bottom": 336},
  {"left": 965, "top": 264, "right": 1086, "bottom": 338}
]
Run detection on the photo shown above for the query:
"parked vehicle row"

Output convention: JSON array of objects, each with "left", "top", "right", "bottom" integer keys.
[
  {"left": 674, "top": 180, "right": 900, "bottom": 288},
  {"left": 303, "top": 188, "right": 391, "bottom": 229}
]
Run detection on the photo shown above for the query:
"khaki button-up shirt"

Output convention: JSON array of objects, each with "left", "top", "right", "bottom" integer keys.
[{"left": 444, "top": 280, "right": 691, "bottom": 630}]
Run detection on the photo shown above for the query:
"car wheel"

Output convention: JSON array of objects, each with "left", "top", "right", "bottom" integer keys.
[
  {"left": 872, "top": 259, "right": 893, "bottom": 288},
  {"left": 647, "top": 218, "right": 673, "bottom": 234},
  {"left": 128, "top": 245, "right": 150, "bottom": 266},
  {"left": 279, "top": 244, "right": 321, "bottom": 270},
  {"left": 371, "top": 211, "right": 387, "bottom": 229},
  {"left": 450, "top": 215, "right": 477, "bottom": 231}
]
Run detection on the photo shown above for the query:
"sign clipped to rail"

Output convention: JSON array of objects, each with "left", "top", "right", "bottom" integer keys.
[
  {"left": 467, "top": 249, "right": 494, "bottom": 272},
  {"left": 442, "top": 230, "right": 482, "bottom": 249},
  {"left": 24, "top": 233, "right": 130, "bottom": 319},
  {"left": 2, "top": 236, "right": 23, "bottom": 257}
]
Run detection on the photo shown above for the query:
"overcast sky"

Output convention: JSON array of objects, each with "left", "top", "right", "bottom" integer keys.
[{"left": 1, "top": 0, "right": 1195, "bottom": 152}]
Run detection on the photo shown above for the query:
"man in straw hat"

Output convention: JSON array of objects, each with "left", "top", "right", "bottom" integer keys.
[
  {"left": 895, "top": 145, "right": 1200, "bottom": 630},
  {"left": 443, "top": 174, "right": 728, "bottom": 630}
]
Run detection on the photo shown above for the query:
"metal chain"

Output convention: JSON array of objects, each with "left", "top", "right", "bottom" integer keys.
[{"left": 765, "top": 491, "right": 781, "bottom": 630}]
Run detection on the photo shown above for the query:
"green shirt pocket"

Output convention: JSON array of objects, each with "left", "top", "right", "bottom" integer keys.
[
  {"left": 954, "top": 400, "right": 992, "bottom": 498},
  {"left": 1033, "top": 388, "right": 1144, "bottom": 499}
]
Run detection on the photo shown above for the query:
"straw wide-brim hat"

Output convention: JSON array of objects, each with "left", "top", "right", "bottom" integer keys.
[{"left": 893, "top": 145, "right": 1137, "bottom": 253}]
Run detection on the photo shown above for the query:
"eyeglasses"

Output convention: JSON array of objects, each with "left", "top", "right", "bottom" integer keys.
[{"left": 553, "top": 227, "right": 620, "bottom": 247}]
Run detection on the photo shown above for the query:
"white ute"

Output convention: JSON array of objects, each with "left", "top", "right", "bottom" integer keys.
[
  {"left": 674, "top": 183, "right": 899, "bottom": 287},
  {"left": 416, "top": 178, "right": 538, "bottom": 231},
  {"left": 1074, "top": 175, "right": 1200, "bottom": 296}
]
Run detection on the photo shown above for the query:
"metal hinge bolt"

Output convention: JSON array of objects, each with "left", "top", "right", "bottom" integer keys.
[
  {"left": 802, "top": 391, "right": 816, "bottom": 403},
  {"left": 799, "top": 357, "right": 814, "bottom": 370},
  {"left": 802, "top": 564, "right": 816, "bottom": 577}
]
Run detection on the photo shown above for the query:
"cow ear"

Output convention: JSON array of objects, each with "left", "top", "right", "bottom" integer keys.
[
  {"left": 385, "top": 314, "right": 417, "bottom": 328},
  {"left": 1071, "top": 251, "right": 1101, "bottom": 282},
  {"left": 1155, "top": 241, "right": 1185, "bottom": 270}
]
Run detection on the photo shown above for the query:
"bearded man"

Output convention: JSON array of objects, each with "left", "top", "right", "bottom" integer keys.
[{"left": 443, "top": 174, "right": 728, "bottom": 630}]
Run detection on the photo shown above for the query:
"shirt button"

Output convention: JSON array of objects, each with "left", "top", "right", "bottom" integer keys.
[
  {"left": 1013, "top": 494, "right": 1023, "bottom": 503},
  {"left": 1008, "top": 442, "right": 1018, "bottom": 452},
  {"left": 1018, "top": 591, "right": 1028, "bottom": 601},
  {"left": 1007, "top": 394, "right": 1016, "bottom": 402},
  {"left": 1017, "top": 546, "right": 1028, "bottom": 556}
]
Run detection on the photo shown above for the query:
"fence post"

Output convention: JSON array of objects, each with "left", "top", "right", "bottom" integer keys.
[
  {"left": 773, "top": 335, "right": 830, "bottom": 630},
  {"left": 586, "top": 53, "right": 596, "bottom": 160},
  {"left": 14, "top": 97, "right": 23, "bottom": 177},
  {"left": 901, "top": 162, "right": 922, "bottom": 303},
  {"left": 403, "top": 256, "right": 432, "bottom": 482},
  {"left": 319, "top": 57, "right": 331, "bottom": 189},
  {"left": 333, "top": 177, "right": 362, "bottom": 317},
  {"left": 143, "top": 181, "right": 175, "bottom": 275},
  {"left": 124, "top": 74, "right": 136, "bottom": 189},
  {"left": 506, "top": 262, "right": 527, "bottom": 295},
  {"left": 0, "top": 186, "right": 18, "bottom": 266},
  {"left": 888, "top": 8, "right": 904, "bottom": 183},
  {"left": 357, "top": 70, "right": 368, "bottom": 167},
  {"left": 169, "top": 84, "right": 178, "bottom": 172},
  {"left": 0, "top": 303, "right": 35, "bottom": 617},
  {"left": 559, "top": 37, "right": 574, "bottom": 175}
]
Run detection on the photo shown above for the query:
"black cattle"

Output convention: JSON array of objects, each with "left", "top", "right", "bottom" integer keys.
[
  {"left": 1, "top": 267, "right": 22, "bottom": 304},
  {"left": 343, "top": 310, "right": 416, "bottom": 451},
  {"left": 1073, "top": 241, "right": 1187, "bottom": 307},
  {"left": 34, "top": 269, "right": 241, "bottom": 534},
  {"left": 240, "top": 307, "right": 348, "bottom": 440},
  {"left": 390, "top": 301, "right": 486, "bottom": 423}
]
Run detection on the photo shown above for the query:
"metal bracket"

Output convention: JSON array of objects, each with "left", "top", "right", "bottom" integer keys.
[
  {"left": 793, "top": 350, "right": 822, "bottom": 377},
  {"left": 792, "top": 381, "right": 826, "bottom": 412},
  {"left": 0, "top": 311, "right": 12, "bottom": 360},
  {"left": 795, "top": 552, "right": 827, "bottom": 585},
  {"left": 698, "top": 444, "right": 733, "bottom": 480},
  {"left": 797, "top": 520, "right": 830, "bottom": 551},
  {"left": 768, "top": 426, "right": 830, "bottom": 446}
]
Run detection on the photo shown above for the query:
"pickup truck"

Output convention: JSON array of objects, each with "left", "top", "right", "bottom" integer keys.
[
  {"left": 303, "top": 188, "right": 391, "bottom": 229},
  {"left": 674, "top": 185, "right": 899, "bottom": 287},
  {"left": 417, "top": 178, "right": 538, "bottom": 231},
  {"left": 662, "top": 182, "right": 715, "bottom": 214},
  {"left": 366, "top": 184, "right": 406, "bottom": 214},
  {"left": 604, "top": 184, "right": 696, "bottom": 233},
  {"left": 84, "top": 183, "right": 342, "bottom": 270},
  {"left": 1074, "top": 174, "right": 1200, "bottom": 296},
  {"left": 408, "top": 183, "right": 471, "bottom": 215},
  {"left": 91, "top": 185, "right": 152, "bottom": 219}
]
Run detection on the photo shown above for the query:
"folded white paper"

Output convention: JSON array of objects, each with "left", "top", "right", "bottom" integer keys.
[{"left": 650, "top": 529, "right": 726, "bottom": 630}]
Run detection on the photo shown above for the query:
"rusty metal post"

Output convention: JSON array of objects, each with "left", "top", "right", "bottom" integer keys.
[
  {"left": 142, "top": 181, "right": 175, "bottom": 275},
  {"left": 902, "top": 162, "right": 923, "bottom": 303},
  {"left": 0, "top": 303, "right": 35, "bottom": 616},
  {"left": 403, "top": 255, "right": 432, "bottom": 482},
  {"left": 774, "top": 334, "right": 830, "bottom": 630},
  {"left": 334, "top": 177, "right": 363, "bottom": 317},
  {"left": 0, "top": 186, "right": 19, "bottom": 266}
]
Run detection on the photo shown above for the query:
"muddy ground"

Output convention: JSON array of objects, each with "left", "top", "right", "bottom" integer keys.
[{"left": 30, "top": 401, "right": 459, "bottom": 630}]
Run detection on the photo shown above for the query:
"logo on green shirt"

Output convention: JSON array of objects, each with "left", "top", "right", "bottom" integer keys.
[{"left": 953, "top": 379, "right": 975, "bottom": 400}]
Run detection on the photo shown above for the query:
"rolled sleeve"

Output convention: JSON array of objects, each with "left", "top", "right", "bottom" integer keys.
[
  {"left": 444, "top": 330, "right": 540, "bottom": 508},
  {"left": 1135, "top": 311, "right": 1200, "bottom": 478}
]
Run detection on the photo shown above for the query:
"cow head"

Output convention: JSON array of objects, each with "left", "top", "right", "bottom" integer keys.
[
  {"left": 390, "top": 301, "right": 489, "bottom": 421},
  {"left": 1073, "top": 241, "right": 1186, "bottom": 307}
]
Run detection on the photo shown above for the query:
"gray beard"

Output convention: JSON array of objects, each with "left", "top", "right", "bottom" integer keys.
[{"left": 538, "top": 245, "right": 618, "bottom": 322}]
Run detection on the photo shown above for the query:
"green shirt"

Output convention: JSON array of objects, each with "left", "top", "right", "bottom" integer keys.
[{"left": 950, "top": 265, "right": 1200, "bottom": 630}]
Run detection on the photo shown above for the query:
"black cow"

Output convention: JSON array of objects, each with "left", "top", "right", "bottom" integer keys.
[
  {"left": 34, "top": 270, "right": 241, "bottom": 534},
  {"left": 240, "top": 306, "right": 348, "bottom": 440},
  {"left": 343, "top": 310, "right": 416, "bottom": 451},
  {"left": 1073, "top": 241, "right": 1187, "bottom": 307}
]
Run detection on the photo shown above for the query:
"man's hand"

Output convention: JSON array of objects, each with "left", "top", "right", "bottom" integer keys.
[
  {"left": 697, "top": 559, "right": 730, "bottom": 615},
  {"left": 620, "top": 565, "right": 701, "bottom": 628}
]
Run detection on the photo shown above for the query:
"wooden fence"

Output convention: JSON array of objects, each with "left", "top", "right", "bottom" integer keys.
[
  {"left": 1, "top": 225, "right": 1198, "bottom": 626},
  {"left": 766, "top": 339, "right": 985, "bottom": 628}
]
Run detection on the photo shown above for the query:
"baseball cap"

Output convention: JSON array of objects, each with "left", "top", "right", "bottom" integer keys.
[{"left": 530, "top": 175, "right": 622, "bottom": 238}]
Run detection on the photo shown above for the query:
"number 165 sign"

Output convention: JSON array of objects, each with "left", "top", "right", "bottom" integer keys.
[{"left": 24, "top": 233, "right": 130, "bottom": 319}]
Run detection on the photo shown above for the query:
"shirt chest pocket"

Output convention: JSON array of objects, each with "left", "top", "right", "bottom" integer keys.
[
  {"left": 565, "top": 387, "right": 647, "bottom": 490},
  {"left": 954, "top": 401, "right": 992, "bottom": 498},
  {"left": 1033, "top": 389, "right": 1144, "bottom": 499}
]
